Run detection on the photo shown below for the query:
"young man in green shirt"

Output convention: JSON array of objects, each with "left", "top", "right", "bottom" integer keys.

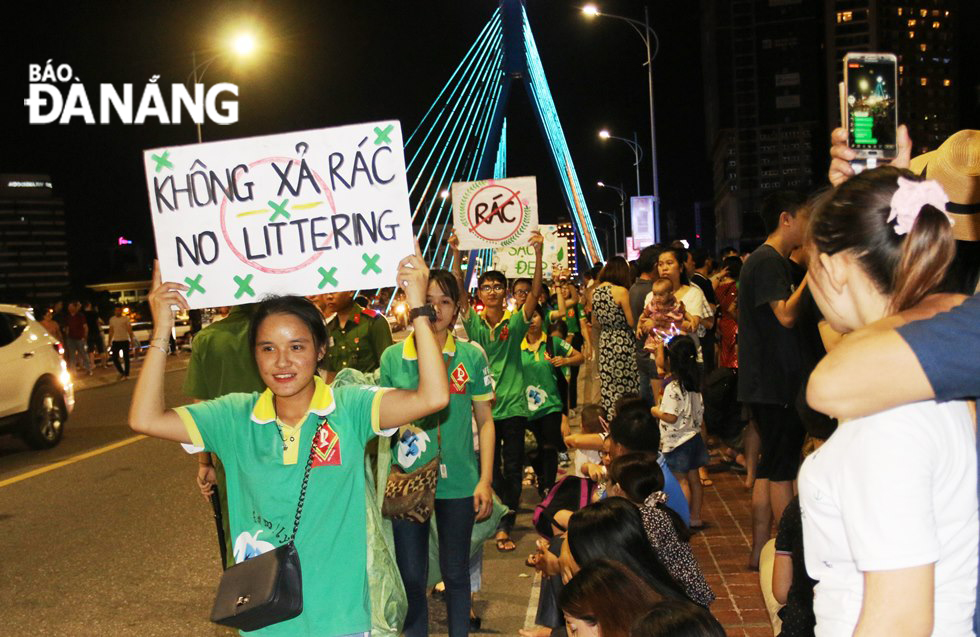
[{"left": 450, "top": 230, "right": 543, "bottom": 550}]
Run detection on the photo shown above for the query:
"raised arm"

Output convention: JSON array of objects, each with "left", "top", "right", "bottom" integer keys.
[
  {"left": 128, "top": 262, "right": 193, "bottom": 443},
  {"left": 379, "top": 248, "right": 450, "bottom": 428},
  {"left": 449, "top": 231, "right": 470, "bottom": 315},
  {"left": 522, "top": 230, "right": 544, "bottom": 321},
  {"left": 806, "top": 293, "right": 966, "bottom": 419}
]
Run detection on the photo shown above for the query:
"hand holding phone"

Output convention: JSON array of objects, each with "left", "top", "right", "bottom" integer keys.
[{"left": 843, "top": 52, "right": 898, "bottom": 170}]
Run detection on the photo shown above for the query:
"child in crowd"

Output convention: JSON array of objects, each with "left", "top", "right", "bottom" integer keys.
[
  {"left": 564, "top": 403, "right": 608, "bottom": 480},
  {"left": 630, "top": 601, "right": 726, "bottom": 637},
  {"left": 641, "top": 278, "right": 691, "bottom": 358},
  {"left": 651, "top": 336, "right": 708, "bottom": 530}
]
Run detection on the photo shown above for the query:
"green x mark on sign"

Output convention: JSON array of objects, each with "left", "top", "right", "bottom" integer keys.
[
  {"left": 184, "top": 274, "right": 205, "bottom": 296},
  {"left": 151, "top": 150, "right": 173, "bottom": 173},
  {"left": 233, "top": 274, "right": 255, "bottom": 299},
  {"left": 361, "top": 253, "right": 382, "bottom": 275},
  {"left": 317, "top": 266, "right": 339, "bottom": 289},
  {"left": 268, "top": 199, "right": 291, "bottom": 222},
  {"left": 373, "top": 125, "right": 393, "bottom": 145}
]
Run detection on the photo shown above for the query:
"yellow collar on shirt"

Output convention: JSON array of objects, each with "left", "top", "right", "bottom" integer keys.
[
  {"left": 250, "top": 375, "right": 336, "bottom": 424},
  {"left": 402, "top": 331, "right": 457, "bottom": 360}
]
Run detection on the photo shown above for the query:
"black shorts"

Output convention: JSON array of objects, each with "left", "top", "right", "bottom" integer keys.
[{"left": 751, "top": 403, "right": 806, "bottom": 482}]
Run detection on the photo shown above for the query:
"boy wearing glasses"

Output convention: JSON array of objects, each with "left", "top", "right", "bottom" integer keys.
[{"left": 451, "top": 231, "right": 544, "bottom": 551}]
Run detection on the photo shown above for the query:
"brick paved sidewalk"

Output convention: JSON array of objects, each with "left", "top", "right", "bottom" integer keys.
[{"left": 689, "top": 466, "right": 775, "bottom": 637}]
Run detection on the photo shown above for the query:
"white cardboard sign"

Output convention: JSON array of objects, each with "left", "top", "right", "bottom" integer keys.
[
  {"left": 143, "top": 121, "right": 414, "bottom": 309},
  {"left": 493, "top": 224, "right": 568, "bottom": 279},
  {"left": 451, "top": 176, "right": 538, "bottom": 250}
]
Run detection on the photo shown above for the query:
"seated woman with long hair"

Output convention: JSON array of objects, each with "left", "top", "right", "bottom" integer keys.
[
  {"left": 559, "top": 559, "right": 666, "bottom": 637},
  {"left": 563, "top": 497, "right": 692, "bottom": 603}
]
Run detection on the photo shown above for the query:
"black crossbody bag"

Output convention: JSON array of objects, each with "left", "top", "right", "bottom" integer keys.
[{"left": 209, "top": 419, "right": 324, "bottom": 631}]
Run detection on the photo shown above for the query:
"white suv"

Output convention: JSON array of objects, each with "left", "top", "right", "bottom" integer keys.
[{"left": 0, "top": 304, "right": 75, "bottom": 448}]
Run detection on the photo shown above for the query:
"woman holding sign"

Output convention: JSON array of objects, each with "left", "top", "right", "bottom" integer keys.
[{"left": 129, "top": 250, "right": 449, "bottom": 637}]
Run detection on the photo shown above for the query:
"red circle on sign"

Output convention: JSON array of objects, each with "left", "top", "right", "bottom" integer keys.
[
  {"left": 219, "top": 156, "right": 337, "bottom": 274},
  {"left": 465, "top": 183, "right": 526, "bottom": 243}
]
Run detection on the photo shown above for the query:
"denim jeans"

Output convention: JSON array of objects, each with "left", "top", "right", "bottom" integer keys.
[
  {"left": 528, "top": 411, "right": 562, "bottom": 495},
  {"left": 492, "top": 416, "right": 526, "bottom": 533},
  {"left": 393, "top": 497, "right": 476, "bottom": 637},
  {"left": 66, "top": 338, "right": 91, "bottom": 372}
]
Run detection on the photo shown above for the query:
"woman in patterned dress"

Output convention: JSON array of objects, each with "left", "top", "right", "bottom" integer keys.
[{"left": 591, "top": 257, "right": 638, "bottom": 419}]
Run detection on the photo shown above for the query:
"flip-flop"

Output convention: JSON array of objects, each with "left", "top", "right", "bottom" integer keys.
[{"left": 496, "top": 538, "right": 516, "bottom": 552}]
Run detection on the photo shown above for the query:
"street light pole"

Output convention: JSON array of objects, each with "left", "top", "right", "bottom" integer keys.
[
  {"left": 583, "top": 5, "right": 661, "bottom": 243},
  {"left": 598, "top": 129, "right": 643, "bottom": 197},
  {"left": 595, "top": 210, "right": 619, "bottom": 255},
  {"left": 644, "top": 5, "right": 661, "bottom": 243},
  {"left": 189, "top": 32, "right": 258, "bottom": 144},
  {"left": 597, "top": 182, "right": 627, "bottom": 255}
]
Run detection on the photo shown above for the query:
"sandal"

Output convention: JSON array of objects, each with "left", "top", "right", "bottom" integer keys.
[
  {"left": 495, "top": 533, "right": 516, "bottom": 552},
  {"left": 525, "top": 553, "right": 540, "bottom": 568}
]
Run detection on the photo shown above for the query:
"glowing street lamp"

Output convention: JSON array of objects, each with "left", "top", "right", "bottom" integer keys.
[
  {"left": 232, "top": 32, "right": 257, "bottom": 57},
  {"left": 598, "top": 128, "right": 643, "bottom": 197},
  {"left": 582, "top": 4, "right": 600, "bottom": 18}
]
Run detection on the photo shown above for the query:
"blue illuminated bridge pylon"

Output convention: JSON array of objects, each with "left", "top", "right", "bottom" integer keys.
[{"left": 403, "top": 0, "right": 605, "bottom": 288}]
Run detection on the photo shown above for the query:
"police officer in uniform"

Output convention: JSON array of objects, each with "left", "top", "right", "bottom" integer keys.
[{"left": 322, "top": 290, "right": 394, "bottom": 380}]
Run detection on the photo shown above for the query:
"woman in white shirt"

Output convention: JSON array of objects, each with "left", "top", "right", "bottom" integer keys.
[{"left": 800, "top": 166, "right": 977, "bottom": 637}]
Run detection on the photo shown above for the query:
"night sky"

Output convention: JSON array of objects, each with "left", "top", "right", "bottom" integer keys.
[{"left": 6, "top": 1, "right": 720, "bottom": 285}]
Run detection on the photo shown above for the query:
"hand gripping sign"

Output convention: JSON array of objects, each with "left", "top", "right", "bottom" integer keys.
[
  {"left": 493, "top": 224, "right": 569, "bottom": 279},
  {"left": 143, "top": 121, "right": 415, "bottom": 309},
  {"left": 451, "top": 176, "right": 538, "bottom": 250}
]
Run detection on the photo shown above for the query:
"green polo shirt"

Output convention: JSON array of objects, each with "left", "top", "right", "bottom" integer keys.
[
  {"left": 521, "top": 335, "right": 572, "bottom": 419},
  {"left": 182, "top": 305, "right": 265, "bottom": 399},
  {"left": 461, "top": 307, "right": 530, "bottom": 421},
  {"left": 175, "top": 376, "right": 391, "bottom": 637},
  {"left": 325, "top": 303, "right": 393, "bottom": 374},
  {"left": 563, "top": 303, "right": 585, "bottom": 335},
  {"left": 380, "top": 332, "right": 494, "bottom": 499}
]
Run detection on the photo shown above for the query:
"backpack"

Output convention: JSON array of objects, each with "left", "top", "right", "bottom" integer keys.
[{"left": 532, "top": 476, "right": 596, "bottom": 538}]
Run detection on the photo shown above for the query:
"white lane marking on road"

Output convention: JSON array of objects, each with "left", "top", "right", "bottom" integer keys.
[
  {"left": 523, "top": 570, "right": 542, "bottom": 632},
  {"left": 0, "top": 435, "right": 147, "bottom": 488}
]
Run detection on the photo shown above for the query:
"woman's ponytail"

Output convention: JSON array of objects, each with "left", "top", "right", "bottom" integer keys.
[{"left": 890, "top": 203, "right": 955, "bottom": 312}]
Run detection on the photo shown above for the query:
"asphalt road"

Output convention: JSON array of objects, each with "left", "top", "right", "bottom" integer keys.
[{"left": 0, "top": 367, "right": 540, "bottom": 637}]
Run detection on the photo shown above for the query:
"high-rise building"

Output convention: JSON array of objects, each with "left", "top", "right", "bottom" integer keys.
[
  {"left": 702, "top": 0, "right": 825, "bottom": 249},
  {"left": 0, "top": 174, "right": 70, "bottom": 306},
  {"left": 824, "top": 0, "right": 959, "bottom": 156}
]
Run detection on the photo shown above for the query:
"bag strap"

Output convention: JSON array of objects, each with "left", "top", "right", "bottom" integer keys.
[{"left": 290, "top": 417, "right": 326, "bottom": 542}]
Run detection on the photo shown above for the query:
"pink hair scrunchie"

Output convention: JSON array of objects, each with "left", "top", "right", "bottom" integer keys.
[{"left": 887, "top": 177, "right": 953, "bottom": 236}]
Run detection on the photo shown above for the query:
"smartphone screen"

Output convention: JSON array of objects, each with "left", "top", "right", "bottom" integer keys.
[{"left": 845, "top": 54, "right": 897, "bottom": 156}]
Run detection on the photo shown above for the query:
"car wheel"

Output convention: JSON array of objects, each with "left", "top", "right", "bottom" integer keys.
[{"left": 21, "top": 382, "right": 66, "bottom": 449}]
